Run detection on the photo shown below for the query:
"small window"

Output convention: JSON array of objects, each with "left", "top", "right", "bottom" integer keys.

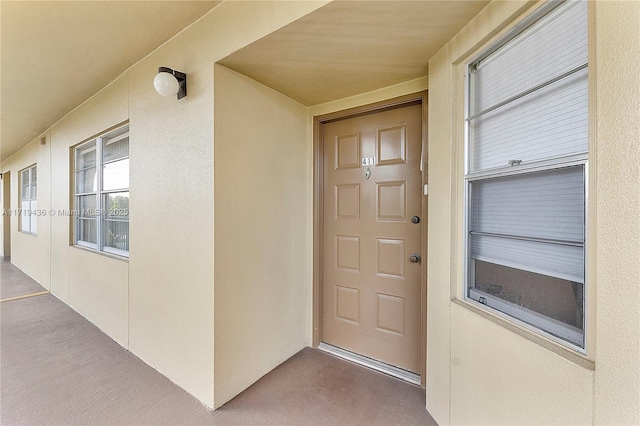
[
  {"left": 19, "top": 164, "right": 37, "bottom": 234},
  {"left": 464, "top": 1, "right": 588, "bottom": 351},
  {"left": 73, "top": 125, "right": 129, "bottom": 257}
]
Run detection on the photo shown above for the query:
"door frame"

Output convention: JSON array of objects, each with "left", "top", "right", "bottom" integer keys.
[{"left": 312, "top": 91, "right": 428, "bottom": 386}]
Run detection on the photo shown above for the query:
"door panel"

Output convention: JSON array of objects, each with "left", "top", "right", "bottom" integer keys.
[{"left": 322, "top": 103, "right": 422, "bottom": 373}]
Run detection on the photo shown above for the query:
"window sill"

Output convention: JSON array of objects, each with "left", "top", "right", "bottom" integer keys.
[
  {"left": 451, "top": 298, "right": 594, "bottom": 370},
  {"left": 19, "top": 231, "right": 37, "bottom": 236},
  {"left": 71, "top": 244, "right": 129, "bottom": 263}
]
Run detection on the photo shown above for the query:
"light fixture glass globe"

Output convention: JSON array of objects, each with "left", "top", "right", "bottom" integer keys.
[{"left": 154, "top": 72, "right": 180, "bottom": 97}]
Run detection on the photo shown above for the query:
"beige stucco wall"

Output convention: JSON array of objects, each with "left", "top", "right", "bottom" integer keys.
[
  {"left": 2, "top": 0, "right": 637, "bottom": 420},
  {"left": 1, "top": 73, "right": 131, "bottom": 347},
  {"left": 68, "top": 247, "right": 130, "bottom": 346},
  {"left": 1, "top": 1, "right": 328, "bottom": 408},
  {"left": 1, "top": 133, "right": 52, "bottom": 287},
  {"left": 427, "top": 0, "right": 640, "bottom": 424},
  {"left": 65, "top": 75, "right": 130, "bottom": 345},
  {"left": 208, "top": 68, "right": 429, "bottom": 410},
  {"left": 593, "top": 1, "right": 640, "bottom": 423},
  {"left": 124, "top": 2, "right": 328, "bottom": 407},
  {"left": 49, "top": 117, "right": 72, "bottom": 304},
  {"left": 213, "top": 65, "right": 310, "bottom": 408}
]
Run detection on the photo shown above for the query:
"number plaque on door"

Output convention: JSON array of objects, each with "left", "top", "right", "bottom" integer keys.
[{"left": 361, "top": 157, "right": 375, "bottom": 166}]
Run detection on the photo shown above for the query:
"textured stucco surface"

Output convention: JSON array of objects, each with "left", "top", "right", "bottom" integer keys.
[
  {"left": 449, "top": 304, "right": 593, "bottom": 425},
  {"left": 593, "top": 1, "right": 640, "bottom": 423},
  {"left": 213, "top": 65, "right": 309, "bottom": 408},
  {"left": 1, "top": 135, "right": 51, "bottom": 288},
  {"left": 1, "top": 0, "right": 637, "bottom": 420},
  {"left": 0, "top": 1, "right": 329, "bottom": 408},
  {"left": 427, "top": 0, "right": 639, "bottom": 424}
]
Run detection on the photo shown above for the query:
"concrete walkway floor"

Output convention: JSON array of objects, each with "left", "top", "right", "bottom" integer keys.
[{"left": 1, "top": 258, "right": 437, "bottom": 425}]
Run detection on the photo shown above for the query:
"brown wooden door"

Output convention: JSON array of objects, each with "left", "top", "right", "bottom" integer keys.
[{"left": 322, "top": 103, "right": 422, "bottom": 373}]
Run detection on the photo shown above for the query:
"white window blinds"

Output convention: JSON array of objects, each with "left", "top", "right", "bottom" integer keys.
[
  {"left": 468, "top": 0, "right": 588, "bottom": 172},
  {"left": 465, "top": 0, "right": 589, "bottom": 350},
  {"left": 470, "top": 166, "right": 585, "bottom": 283}
]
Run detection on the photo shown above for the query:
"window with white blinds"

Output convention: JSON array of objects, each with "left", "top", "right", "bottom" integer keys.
[
  {"left": 464, "top": 0, "right": 588, "bottom": 351},
  {"left": 74, "top": 125, "right": 130, "bottom": 257}
]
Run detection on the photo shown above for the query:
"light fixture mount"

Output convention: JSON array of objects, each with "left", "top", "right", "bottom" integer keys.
[{"left": 154, "top": 67, "right": 187, "bottom": 100}]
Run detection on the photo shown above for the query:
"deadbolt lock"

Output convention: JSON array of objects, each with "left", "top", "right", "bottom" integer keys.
[{"left": 410, "top": 253, "right": 421, "bottom": 263}]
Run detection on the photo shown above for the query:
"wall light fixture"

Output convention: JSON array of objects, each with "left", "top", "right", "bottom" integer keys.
[{"left": 153, "top": 67, "right": 187, "bottom": 100}]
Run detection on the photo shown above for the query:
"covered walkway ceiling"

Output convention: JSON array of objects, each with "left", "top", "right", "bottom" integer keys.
[
  {"left": 1, "top": 1, "right": 220, "bottom": 161},
  {"left": 219, "top": 0, "right": 488, "bottom": 106},
  {"left": 1, "top": 0, "right": 488, "bottom": 162}
]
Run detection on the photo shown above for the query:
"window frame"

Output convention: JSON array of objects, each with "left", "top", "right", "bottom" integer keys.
[
  {"left": 73, "top": 125, "right": 130, "bottom": 258},
  {"left": 462, "top": 0, "right": 589, "bottom": 354},
  {"left": 19, "top": 164, "right": 37, "bottom": 235}
]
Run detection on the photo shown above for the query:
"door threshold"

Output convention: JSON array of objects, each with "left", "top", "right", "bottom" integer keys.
[{"left": 317, "top": 342, "right": 421, "bottom": 386}]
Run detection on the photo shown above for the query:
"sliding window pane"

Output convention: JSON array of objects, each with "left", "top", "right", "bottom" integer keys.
[
  {"left": 77, "top": 218, "right": 97, "bottom": 244},
  {"left": 470, "top": 70, "right": 588, "bottom": 172},
  {"left": 104, "top": 192, "right": 129, "bottom": 220},
  {"left": 77, "top": 195, "right": 97, "bottom": 218},
  {"left": 471, "top": 1, "right": 587, "bottom": 115},
  {"left": 103, "top": 135, "right": 129, "bottom": 163},
  {"left": 21, "top": 169, "right": 30, "bottom": 200},
  {"left": 20, "top": 200, "right": 30, "bottom": 232},
  {"left": 76, "top": 168, "right": 97, "bottom": 193},
  {"left": 470, "top": 260, "right": 584, "bottom": 347},
  {"left": 103, "top": 220, "right": 129, "bottom": 251},
  {"left": 103, "top": 159, "right": 129, "bottom": 191},
  {"left": 30, "top": 167, "right": 37, "bottom": 199},
  {"left": 21, "top": 182, "right": 30, "bottom": 201},
  {"left": 30, "top": 199, "right": 37, "bottom": 234},
  {"left": 76, "top": 143, "right": 97, "bottom": 170},
  {"left": 470, "top": 166, "right": 585, "bottom": 242}
]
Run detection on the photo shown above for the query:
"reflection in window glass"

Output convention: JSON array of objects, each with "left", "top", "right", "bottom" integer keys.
[
  {"left": 104, "top": 192, "right": 129, "bottom": 220},
  {"left": 77, "top": 144, "right": 97, "bottom": 169},
  {"left": 103, "top": 191, "right": 129, "bottom": 252},
  {"left": 73, "top": 125, "right": 129, "bottom": 256},
  {"left": 103, "top": 135, "right": 129, "bottom": 162},
  {"left": 472, "top": 260, "right": 584, "bottom": 344},
  {"left": 77, "top": 195, "right": 97, "bottom": 217},
  {"left": 19, "top": 165, "right": 37, "bottom": 234},
  {"left": 104, "top": 221, "right": 129, "bottom": 252},
  {"left": 102, "top": 159, "right": 129, "bottom": 191},
  {"left": 76, "top": 168, "right": 97, "bottom": 194},
  {"left": 78, "top": 219, "right": 97, "bottom": 244}
]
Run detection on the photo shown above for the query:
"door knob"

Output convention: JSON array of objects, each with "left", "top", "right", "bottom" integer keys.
[
  {"left": 411, "top": 216, "right": 420, "bottom": 224},
  {"left": 410, "top": 253, "right": 421, "bottom": 263}
]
